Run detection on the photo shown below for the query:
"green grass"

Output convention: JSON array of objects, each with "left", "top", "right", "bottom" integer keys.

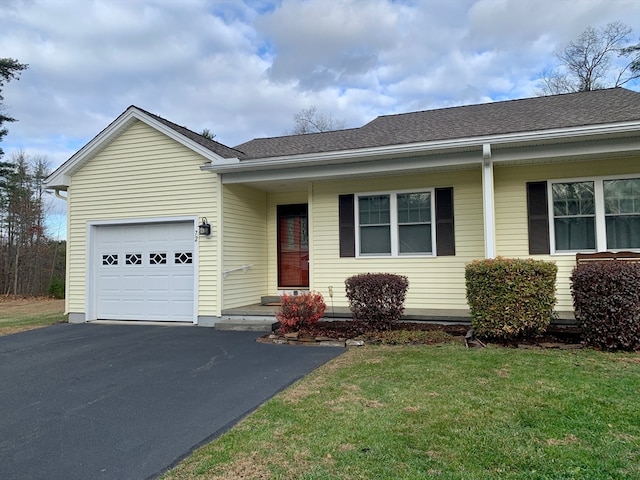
[
  {"left": 164, "top": 344, "right": 640, "bottom": 480},
  {"left": 0, "top": 309, "right": 67, "bottom": 336}
]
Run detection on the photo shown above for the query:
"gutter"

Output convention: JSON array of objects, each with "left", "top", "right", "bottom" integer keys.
[
  {"left": 54, "top": 189, "right": 68, "bottom": 201},
  {"left": 201, "top": 121, "right": 640, "bottom": 174}
]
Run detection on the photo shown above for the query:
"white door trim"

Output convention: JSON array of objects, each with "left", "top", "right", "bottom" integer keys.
[{"left": 86, "top": 216, "right": 199, "bottom": 323}]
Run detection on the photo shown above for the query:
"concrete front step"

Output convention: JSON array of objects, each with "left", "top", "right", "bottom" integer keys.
[
  {"left": 215, "top": 316, "right": 277, "bottom": 332},
  {"left": 260, "top": 296, "right": 281, "bottom": 306}
]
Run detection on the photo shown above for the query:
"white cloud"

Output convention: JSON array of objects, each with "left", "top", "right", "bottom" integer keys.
[
  {"left": 255, "top": 0, "right": 401, "bottom": 90},
  {"left": 0, "top": 0, "right": 638, "bottom": 172}
]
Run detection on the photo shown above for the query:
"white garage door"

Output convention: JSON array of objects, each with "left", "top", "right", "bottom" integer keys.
[{"left": 94, "top": 222, "right": 195, "bottom": 322}]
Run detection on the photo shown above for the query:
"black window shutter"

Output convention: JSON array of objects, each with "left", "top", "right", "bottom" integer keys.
[
  {"left": 435, "top": 187, "right": 455, "bottom": 256},
  {"left": 338, "top": 194, "right": 355, "bottom": 257},
  {"left": 526, "top": 181, "right": 550, "bottom": 254}
]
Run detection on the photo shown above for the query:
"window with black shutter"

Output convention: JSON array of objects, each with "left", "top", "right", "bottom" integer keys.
[{"left": 338, "top": 188, "right": 455, "bottom": 257}]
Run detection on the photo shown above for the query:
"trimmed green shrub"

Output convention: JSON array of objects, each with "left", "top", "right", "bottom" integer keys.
[
  {"left": 276, "top": 291, "right": 326, "bottom": 333},
  {"left": 48, "top": 278, "right": 65, "bottom": 299},
  {"left": 571, "top": 261, "right": 640, "bottom": 351},
  {"left": 345, "top": 273, "right": 409, "bottom": 331},
  {"left": 465, "top": 257, "right": 557, "bottom": 340}
]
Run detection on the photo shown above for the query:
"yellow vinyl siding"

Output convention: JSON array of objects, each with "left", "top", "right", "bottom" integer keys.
[
  {"left": 266, "top": 191, "right": 309, "bottom": 293},
  {"left": 310, "top": 169, "right": 483, "bottom": 309},
  {"left": 494, "top": 157, "right": 640, "bottom": 311},
  {"left": 66, "top": 120, "right": 219, "bottom": 317},
  {"left": 222, "top": 184, "right": 268, "bottom": 308}
]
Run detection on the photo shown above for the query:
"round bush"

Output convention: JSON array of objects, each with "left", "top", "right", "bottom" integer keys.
[
  {"left": 466, "top": 258, "right": 557, "bottom": 340},
  {"left": 571, "top": 261, "right": 640, "bottom": 351}
]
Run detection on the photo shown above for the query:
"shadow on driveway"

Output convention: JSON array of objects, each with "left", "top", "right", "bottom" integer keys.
[{"left": 0, "top": 323, "right": 344, "bottom": 480}]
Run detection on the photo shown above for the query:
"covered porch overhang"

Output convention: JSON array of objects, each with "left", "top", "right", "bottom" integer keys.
[{"left": 203, "top": 126, "right": 640, "bottom": 260}]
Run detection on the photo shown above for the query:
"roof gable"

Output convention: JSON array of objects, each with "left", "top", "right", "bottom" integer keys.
[{"left": 45, "top": 106, "right": 242, "bottom": 189}]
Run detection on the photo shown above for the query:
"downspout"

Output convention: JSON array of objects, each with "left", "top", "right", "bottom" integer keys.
[{"left": 482, "top": 144, "right": 496, "bottom": 259}]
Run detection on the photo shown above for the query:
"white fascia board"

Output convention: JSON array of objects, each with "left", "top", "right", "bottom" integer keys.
[
  {"left": 221, "top": 150, "right": 481, "bottom": 184},
  {"left": 203, "top": 120, "right": 640, "bottom": 176},
  {"left": 491, "top": 135, "right": 640, "bottom": 164},
  {"left": 44, "top": 107, "right": 234, "bottom": 190},
  {"left": 43, "top": 174, "right": 71, "bottom": 190}
]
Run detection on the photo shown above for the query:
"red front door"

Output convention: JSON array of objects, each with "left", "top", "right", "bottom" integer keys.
[{"left": 277, "top": 204, "right": 309, "bottom": 288}]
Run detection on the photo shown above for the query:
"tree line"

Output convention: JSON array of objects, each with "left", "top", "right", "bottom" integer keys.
[
  {"left": 1, "top": 58, "right": 65, "bottom": 297},
  {"left": 0, "top": 151, "right": 65, "bottom": 297}
]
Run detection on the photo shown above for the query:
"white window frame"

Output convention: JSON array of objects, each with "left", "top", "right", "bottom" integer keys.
[
  {"left": 548, "top": 173, "right": 640, "bottom": 254},
  {"left": 355, "top": 189, "right": 436, "bottom": 258}
]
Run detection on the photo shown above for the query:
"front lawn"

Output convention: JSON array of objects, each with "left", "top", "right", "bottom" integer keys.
[
  {"left": 0, "top": 297, "right": 66, "bottom": 336},
  {"left": 165, "top": 344, "right": 640, "bottom": 480}
]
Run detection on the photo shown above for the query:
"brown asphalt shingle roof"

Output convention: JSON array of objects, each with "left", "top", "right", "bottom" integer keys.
[
  {"left": 133, "top": 106, "right": 247, "bottom": 159},
  {"left": 233, "top": 88, "right": 640, "bottom": 160}
]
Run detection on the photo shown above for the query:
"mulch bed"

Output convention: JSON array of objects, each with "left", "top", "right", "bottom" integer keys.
[{"left": 259, "top": 321, "right": 584, "bottom": 349}]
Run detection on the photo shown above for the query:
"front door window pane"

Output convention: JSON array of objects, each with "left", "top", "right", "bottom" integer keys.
[{"left": 604, "top": 178, "right": 640, "bottom": 249}]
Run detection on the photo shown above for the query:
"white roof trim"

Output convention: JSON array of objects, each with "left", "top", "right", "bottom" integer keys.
[
  {"left": 45, "top": 107, "right": 232, "bottom": 189},
  {"left": 203, "top": 120, "right": 640, "bottom": 175}
]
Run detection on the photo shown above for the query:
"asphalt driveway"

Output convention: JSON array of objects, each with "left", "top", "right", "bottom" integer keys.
[{"left": 0, "top": 323, "right": 344, "bottom": 480}]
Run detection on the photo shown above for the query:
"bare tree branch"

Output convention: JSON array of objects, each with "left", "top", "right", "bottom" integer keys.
[
  {"left": 286, "top": 106, "right": 346, "bottom": 135},
  {"left": 536, "top": 21, "right": 639, "bottom": 95}
]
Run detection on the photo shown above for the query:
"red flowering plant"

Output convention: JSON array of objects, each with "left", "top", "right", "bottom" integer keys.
[{"left": 276, "top": 291, "right": 327, "bottom": 333}]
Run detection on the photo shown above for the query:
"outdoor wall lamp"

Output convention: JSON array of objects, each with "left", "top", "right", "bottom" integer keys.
[{"left": 199, "top": 217, "right": 211, "bottom": 236}]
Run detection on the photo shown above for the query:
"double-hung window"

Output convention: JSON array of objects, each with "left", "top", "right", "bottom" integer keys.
[
  {"left": 604, "top": 178, "right": 640, "bottom": 249},
  {"left": 549, "top": 176, "right": 640, "bottom": 253},
  {"left": 357, "top": 191, "right": 434, "bottom": 256},
  {"left": 552, "top": 181, "right": 596, "bottom": 251}
]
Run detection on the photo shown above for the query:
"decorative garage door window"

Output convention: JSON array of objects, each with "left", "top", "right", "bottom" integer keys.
[
  {"left": 175, "top": 252, "right": 193, "bottom": 264},
  {"left": 102, "top": 254, "right": 118, "bottom": 266},
  {"left": 125, "top": 253, "right": 142, "bottom": 265},
  {"left": 150, "top": 253, "right": 167, "bottom": 265},
  {"left": 104, "top": 252, "right": 193, "bottom": 266}
]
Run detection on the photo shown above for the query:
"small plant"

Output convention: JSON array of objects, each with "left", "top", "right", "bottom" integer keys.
[
  {"left": 345, "top": 273, "right": 409, "bottom": 331},
  {"left": 276, "top": 291, "right": 326, "bottom": 333},
  {"left": 48, "top": 278, "right": 65, "bottom": 299},
  {"left": 465, "top": 257, "right": 557, "bottom": 340},
  {"left": 571, "top": 261, "right": 640, "bottom": 351}
]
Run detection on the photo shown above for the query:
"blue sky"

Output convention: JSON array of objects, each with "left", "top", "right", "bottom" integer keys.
[{"left": 1, "top": 0, "right": 639, "bottom": 238}]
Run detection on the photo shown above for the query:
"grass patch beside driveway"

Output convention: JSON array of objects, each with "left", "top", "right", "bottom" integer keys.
[
  {"left": 164, "top": 344, "right": 640, "bottom": 480},
  {"left": 0, "top": 297, "right": 66, "bottom": 336}
]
